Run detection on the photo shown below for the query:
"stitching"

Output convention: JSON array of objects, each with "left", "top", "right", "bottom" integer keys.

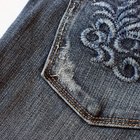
[
  {"left": 44, "top": 0, "right": 140, "bottom": 127},
  {"left": 80, "top": 0, "right": 140, "bottom": 83},
  {"left": 47, "top": 76, "right": 140, "bottom": 127},
  {"left": 46, "top": 0, "right": 140, "bottom": 126}
]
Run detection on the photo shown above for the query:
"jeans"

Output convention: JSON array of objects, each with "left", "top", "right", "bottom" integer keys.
[{"left": 0, "top": 0, "right": 140, "bottom": 139}]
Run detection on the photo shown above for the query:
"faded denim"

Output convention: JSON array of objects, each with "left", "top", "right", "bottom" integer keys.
[{"left": 0, "top": 0, "right": 140, "bottom": 140}]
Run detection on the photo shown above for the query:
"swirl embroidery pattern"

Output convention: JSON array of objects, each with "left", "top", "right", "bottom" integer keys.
[{"left": 80, "top": 0, "right": 140, "bottom": 82}]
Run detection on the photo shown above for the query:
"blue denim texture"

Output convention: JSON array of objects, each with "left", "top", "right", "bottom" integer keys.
[
  {"left": 0, "top": 0, "right": 140, "bottom": 139},
  {"left": 42, "top": 0, "right": 140, "bottom": 129}
]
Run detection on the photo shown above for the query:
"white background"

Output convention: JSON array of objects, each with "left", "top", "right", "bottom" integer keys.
[{"left": 0, "top": 0, "right": 29, "bottom": 38}]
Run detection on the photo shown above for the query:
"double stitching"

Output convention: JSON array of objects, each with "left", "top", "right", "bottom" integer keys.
[{"left": 43, "top": 0, "right": 140, "bottom": 128}]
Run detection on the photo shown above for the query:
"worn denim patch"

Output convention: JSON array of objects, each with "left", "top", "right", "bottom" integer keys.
[{"left": 42, "top": 0, "right": 140, "bottom": 129}]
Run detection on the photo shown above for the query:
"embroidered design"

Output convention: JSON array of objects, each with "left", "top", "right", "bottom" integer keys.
[{"left": 80, "top": 0, "right": 140, "bottom": 82}]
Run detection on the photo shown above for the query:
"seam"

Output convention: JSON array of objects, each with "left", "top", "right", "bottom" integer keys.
[
  {"left": 47, "top": 76, "right": 140, "bottom": 127},
  {"left": 44, "top": 0, "right": 140, "bottom": 128}
]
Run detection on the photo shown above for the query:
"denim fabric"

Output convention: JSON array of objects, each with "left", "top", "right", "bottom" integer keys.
[
  {"left": 42, "top": 0, "right": 140, "bottom": 129},
  {"left": 0, "top": 0, "right": 140, "bottom": 140}
]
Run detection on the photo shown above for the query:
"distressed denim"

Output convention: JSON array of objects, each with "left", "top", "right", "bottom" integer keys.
[{"left": 0, "top": 0, "right": 140, "bottom": 140}]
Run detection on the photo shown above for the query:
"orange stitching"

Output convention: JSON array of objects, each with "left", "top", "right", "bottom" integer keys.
[{"left": 44, "top": 0, "right": 140, "bottom": 127}]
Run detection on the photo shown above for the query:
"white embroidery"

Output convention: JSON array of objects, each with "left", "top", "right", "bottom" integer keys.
[
  {"left": 113, "top": 57, "right": 140, "bottom": 82},
  {"left": 81, "top": 0, "right": 140, "bottom": 82}
]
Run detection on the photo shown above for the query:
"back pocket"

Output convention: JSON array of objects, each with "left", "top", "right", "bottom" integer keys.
[{"left": 41, "top": 0, "right": 140, "bottom": 129}]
